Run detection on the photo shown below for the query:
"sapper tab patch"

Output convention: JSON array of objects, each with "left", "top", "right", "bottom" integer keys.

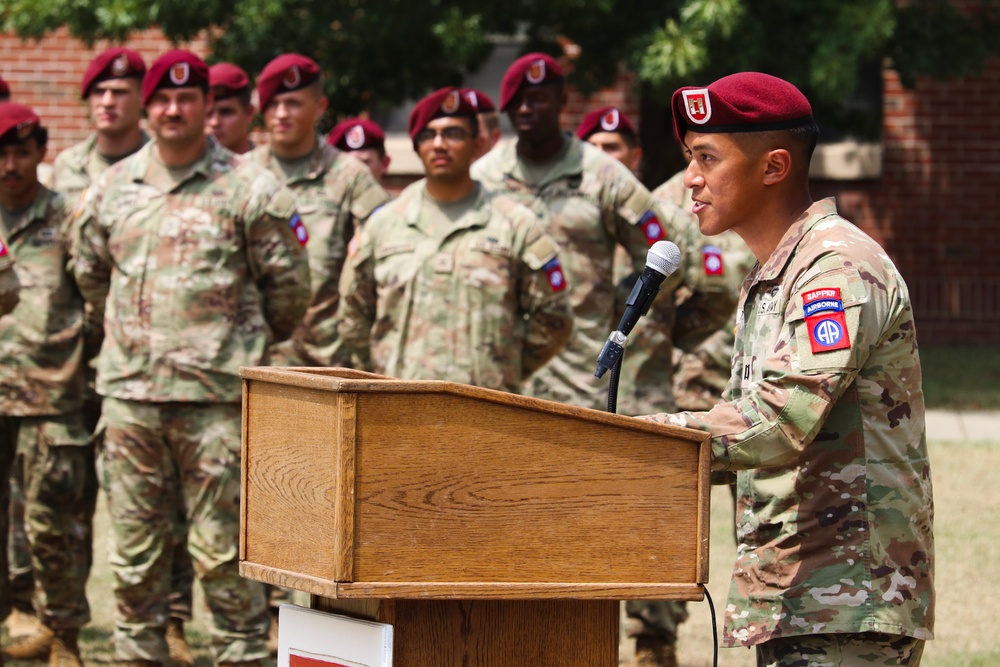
[
  {"left": 703, "top": 244, "right": 723, "bottom": 275},
  {"left": 543, "top": 257, "right": 567, "bottom": 293},
  {"left": 639, "top": 210, "right": 665, "bottom": 245},
  {"left": 801, "top": 287, "right": 851, "bottom": 353},
  {"left": 289, "top": 213, "right": 309, "bottom": 247}
]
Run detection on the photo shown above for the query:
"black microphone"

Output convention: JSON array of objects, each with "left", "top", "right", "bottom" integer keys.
[{"left": 595, "top": 240, "right": 682, "bottom": 379}]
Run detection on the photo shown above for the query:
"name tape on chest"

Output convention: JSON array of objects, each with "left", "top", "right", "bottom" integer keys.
[
  {"left": 702, "top": 244, "right": 723, "bottom": 275},
  {"left": 639, "top": 210, "right": 665, "bottom": 245},
  {"left": 289, "top": 213, "right": 309, "bottom": 246},
  {"left": 801, "top": 287, "right": 851, "bottom": 353},
  {"left": 543, "top": 257, "right": 567, "bottom": 292}
]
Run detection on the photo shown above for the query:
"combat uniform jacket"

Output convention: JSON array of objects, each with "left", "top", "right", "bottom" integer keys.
[
  {"left": 0, "top": 188, "right": 85, "bottom": 416},
  {"left": 338, "top": 181, "right": 573, "bottom": 393},
  {"left": 73, "top": 137, "right": 311, "bottom": 404},
  {"left": 472, "top": 135, "right": 680, "bottom": 410},
  {"left": 52, "top": 131, "right": 150, "bottom": 205},
  {"left": 249, "top": 138, "right": 390, "bottom": 366},
  {"left": 652, "top": 198, "right": 934, "bottom": 646},
  {"left": 0, "top": 232, "right": 18, "bottom": 316}
]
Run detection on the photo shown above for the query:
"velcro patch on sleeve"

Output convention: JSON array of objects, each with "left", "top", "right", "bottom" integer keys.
[
  {"left": 639, "top": 210, "right": 665, "bottom": 245},
  {"left": 703, "top": 244, "right": 723, "bottom": 275},
  {"left": 289, "top": 213, "right": 309, "bottom": 246},
  {"left": 543, "top": 257, "right": 567, "bottom": 292},
  {"left": 801, "top": 287, "right": 851, "bottom": 353}
]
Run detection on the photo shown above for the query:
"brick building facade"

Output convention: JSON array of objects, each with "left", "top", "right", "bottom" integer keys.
[{"left": 2, "top": 26, "right": 996, "bottom": 344}]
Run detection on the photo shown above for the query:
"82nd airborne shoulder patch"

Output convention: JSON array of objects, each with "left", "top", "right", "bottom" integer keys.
[
  {"left": 543, "top": 257, "right": 567, "bottom": 293},
  {"left": 801, "top": 287, "right": 851, "bottom": 354}
]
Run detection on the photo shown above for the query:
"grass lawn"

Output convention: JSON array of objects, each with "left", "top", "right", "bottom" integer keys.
[{"left": 920, "top": 345, "right": 1000, "bottom": 410}]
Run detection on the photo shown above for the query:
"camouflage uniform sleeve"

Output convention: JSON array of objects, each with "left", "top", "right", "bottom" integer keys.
[
  {"left": 516, "top": 212, "right": 574, "bottom": 378},
  {"left": 0, "top": 234, "right": 19, "bottom": 316},
  {"left": 645, "top": 260, "right": 875, "bottom": 472},
  {"left": 335, "top": 227, "right": 377, "bottom": 359},
  {"left": 609, "top": 172, "right": 686, "bottom": 297},
  {"left": 348, "top": 168, "right": 391, "bottom": 228},
  {"left": 245, "top": 183, "right": 312, "bottom": 343},
  {"left": 70, "top": 184, "right": 112, "bottom": 331}
]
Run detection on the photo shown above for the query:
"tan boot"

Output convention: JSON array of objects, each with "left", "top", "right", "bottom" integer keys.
[
  {"left": 264, "top": 608, "right": 279, "bottom": 656},
  {"left": 633, "top": 636, "right": 677, "bottom": 667},
  {"left": 2, "top": 616, "right": 55, "bottom": 659},
  {"left": 49, "top": 629, "right": 83, "bottom": 667},
  {"left": 165, "top": 618, "right": 194, "bottom": 667}
]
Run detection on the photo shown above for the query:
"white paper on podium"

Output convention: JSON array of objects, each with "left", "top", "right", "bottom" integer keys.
[{"left": 277, "top": 603, "right": 393, "bottom": 667}]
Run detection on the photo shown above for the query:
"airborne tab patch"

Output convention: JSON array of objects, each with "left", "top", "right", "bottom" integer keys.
[{"left": 802, "top": 287, "right": 851, "bottom": 353}]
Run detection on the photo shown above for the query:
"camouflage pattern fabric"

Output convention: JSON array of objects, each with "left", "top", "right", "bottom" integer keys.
[
  {"left": 472, "top": 135, "right": 681, "bottom": 410},
  {"left": 756, "top": 631, "right": 925, "bottom": 666},
  {"left": 7, "top": 452, "right": 32, "bottom": 612},
  {"left": 100, "top": 397, "right": 268, "bottom": 663},
  {"left": 249, "top": 137, "right": 390, "bottom": 366},
  {"left": 0, "top": 417, "right": 17, "bottom": 620},
  {"left": 0, "top": 231, "right": 17, "bottom": 316},
  {"left": 72, "top": 137, "right": 312, "bottom": 403},
  {"left": 647, "top": 198, "right": 934, "bottom": 647},
  {"left": 0, "top": 188, "right": 85, "bottom": 416},
  {"left": 19, "top": 412, "right": 96, "bottom": 630},
  {"left": 52, "top": 131, "right": 151, "bottom": 207},
  {"left": 338, "top": 181, "right": 573, "bottom": 391},
  {"left": 623, "top": 599, "right": 689, "bottom": 644}
]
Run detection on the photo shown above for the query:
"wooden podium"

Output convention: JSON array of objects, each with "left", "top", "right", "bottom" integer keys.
[{"left": 239, "top": 367, "right": 711, "bottom": 667}]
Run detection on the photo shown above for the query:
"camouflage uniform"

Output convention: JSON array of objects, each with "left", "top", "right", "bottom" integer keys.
[
  {"left": 248, "top": 137, "right": 390, "bottom": 366},
  {"left": 338, "top": 181, "right": 573, "bottom": 389},
  {"left": 0, "top": 187, "right": 95, "bottom": 632},
  {"left": 72, "top": 137, "right": 311, "bottom": 663},
  {"left": 52, "top": 131, "right": 150, "bottom": 206},
  {"left": 649, "top": 198, "right": 934, "bottom": 651},
  {"left": 472, "top": 135, "right": 680, "bottom": 410},
  {"left": 0, "top": 232, "right": 17, "bottom": 316}
]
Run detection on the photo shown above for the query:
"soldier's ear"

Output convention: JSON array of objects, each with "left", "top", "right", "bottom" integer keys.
[{"left": 762, "top": 149, "right": 792, "bottom": 185}]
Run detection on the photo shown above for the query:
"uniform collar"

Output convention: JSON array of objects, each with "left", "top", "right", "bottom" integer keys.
[
  {"left": 754, "top": 197, "right": 840, "bottom": 283},
  {"left": 263, "top": 134, "right": 333, "bottom": 184},
  {"left": 500, "top": 132, "right": 583, "bottom": 188},
  {"left": 3, "top": 186, "right": 57, "bottom": 238},
  {"left": 128, "top": 135, "right": 227, "bottom": 187},
  {"left": 404, "top": 181, "right": 490, "bottom": 236}
]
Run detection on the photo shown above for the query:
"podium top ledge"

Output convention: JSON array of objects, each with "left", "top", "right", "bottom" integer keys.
[{"left": 239, "top": 366, "right": 706, "bottom": 442}]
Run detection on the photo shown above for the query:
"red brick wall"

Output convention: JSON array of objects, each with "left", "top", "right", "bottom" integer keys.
[{"left": 815, "top": 57, "right": 1000, "bottom": 345}]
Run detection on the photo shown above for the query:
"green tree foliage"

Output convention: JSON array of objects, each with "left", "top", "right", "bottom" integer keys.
[{"left": 2, "top": 0, "right": 997, "bottom": 127}]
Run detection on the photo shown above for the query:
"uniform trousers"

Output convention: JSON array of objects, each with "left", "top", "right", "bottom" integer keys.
[
  {"left": 100, "top": 397, "right": 269, "bottom": 663},
  {"left": 756, "top": 632, "right": 925, "bottom": 667},
  {"left": 1, "top": 413, "right": 95, "bottom": 630}
]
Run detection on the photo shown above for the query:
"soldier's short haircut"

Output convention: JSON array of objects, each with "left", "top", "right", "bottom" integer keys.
[
  {"left": 732, "top": 122, "right": 820, "bottom": 171},
  {"left": 0, "top": 126, "right": 47, "bottom": 150}
]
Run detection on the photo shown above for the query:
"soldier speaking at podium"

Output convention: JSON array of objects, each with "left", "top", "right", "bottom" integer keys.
[{"left": 644, "top": 72, "right": 934, "bottom": 666}]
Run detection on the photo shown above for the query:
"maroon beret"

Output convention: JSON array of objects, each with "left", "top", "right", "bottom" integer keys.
[
  {"left": 461, "top": 88, "right": 495, "bottom": 113},
  {"left": 257, "top": 54, "right": 321, "bottom": 110},
  {"left": 576, "top": 106, "right": 636, "bottom": 140},
  {"left": 671, "top": 72, "right": 813, "bottom": 144},
  {"left": 327, "top": 118, "right": 385, "bottom": 151},
  {"left": 0, "top": 103, "right": 40, "bottom": 144},
  {"left": 407, "top": 86, "right": 477, "bottom": 142},
  {"left": 143, "top": 50, "right": 209, "bottom": 106},
  {"left": 209, "top": 62, "right": 251, "bottom": 100},
  {"left": 82, "top": 48, "right": 145, "bottom": 99},
  {"left": 499, "top": 52, "right": 564, "bottom": 111},
  {"left": 0, "top": 75, "right": 10, "bottom": 101}
]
